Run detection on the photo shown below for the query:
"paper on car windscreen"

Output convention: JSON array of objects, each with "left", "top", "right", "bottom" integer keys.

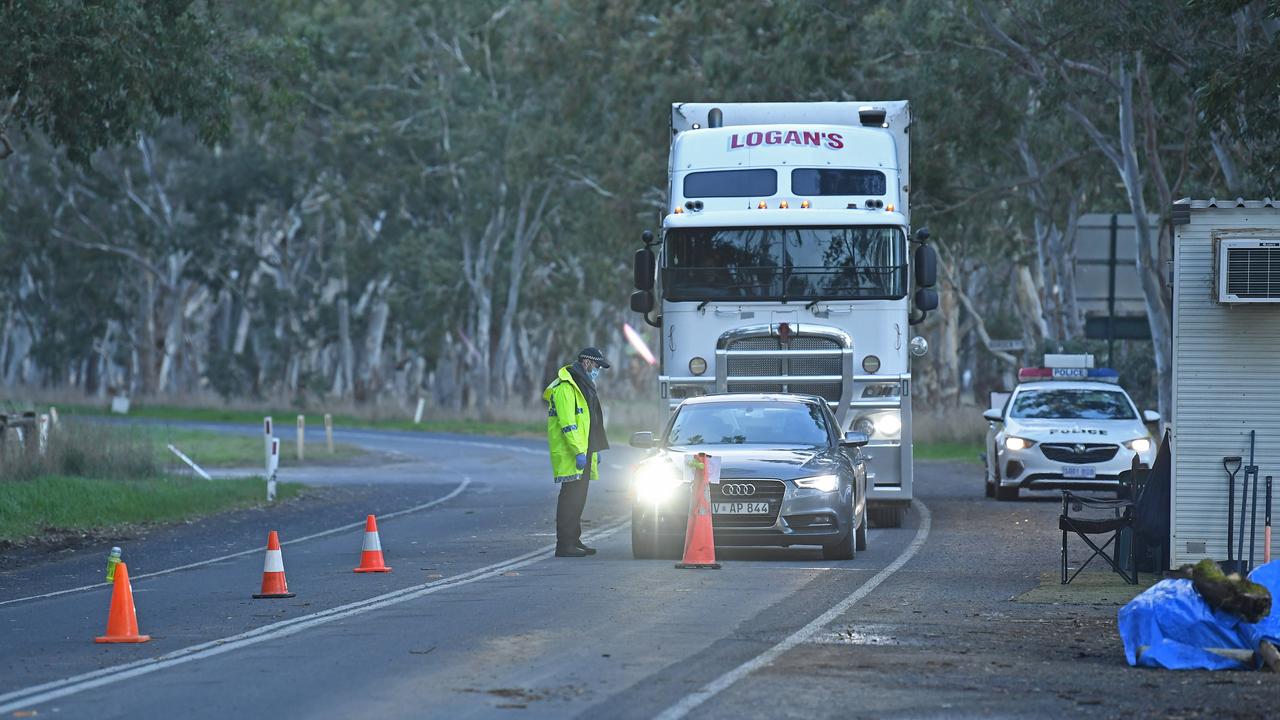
[{"left": 683, "top": 453, "right": 723, "bottom": 484}]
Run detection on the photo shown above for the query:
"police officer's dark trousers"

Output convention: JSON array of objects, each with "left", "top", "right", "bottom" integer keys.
[{"left": 555, "top": 453, "right": 592, "bottom": 548}]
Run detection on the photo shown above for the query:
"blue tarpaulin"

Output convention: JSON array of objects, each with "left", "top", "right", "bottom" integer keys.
[{"left": 1118, "top": 560, "right": 1280, "bottom": 670}]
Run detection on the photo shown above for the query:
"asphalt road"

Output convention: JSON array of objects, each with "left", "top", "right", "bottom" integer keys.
[{"left": 2, "top": 424, "right": 1276, "bottom": 719}]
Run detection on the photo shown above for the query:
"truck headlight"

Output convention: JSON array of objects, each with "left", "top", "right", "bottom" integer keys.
[
  {"left": 875, "top": 413, "right": 901, "bottom": 437},
  {"left": 795, "top": 474, "right": 840, "bottom": 492},
  {"left": 1004, "top": 437, "right": 1035, "bottom": 451},
  {"left": 853, "top": 411, "right": 901, "bottom": 439},
  {"left": 634, "top": 462, "right": 682, "bottom": 503},
  {"left": 1124, "top": 437, "right": 1152, "bottom": 453}
]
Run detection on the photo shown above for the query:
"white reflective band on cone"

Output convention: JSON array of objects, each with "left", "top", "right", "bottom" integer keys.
[
  {"left": 361, "top": 532, "right": 381, "bottom": 551},
  {"left": 263, "top": 550, "right": 285, "bottom": 573}
]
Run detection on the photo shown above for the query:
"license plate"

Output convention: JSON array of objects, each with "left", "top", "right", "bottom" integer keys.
[
  {"left": 1062, "top": 466, "right": 1097, "bottom": 479},
  {"left": 713, "top": 502, "right": 771, "bottom": 515}
]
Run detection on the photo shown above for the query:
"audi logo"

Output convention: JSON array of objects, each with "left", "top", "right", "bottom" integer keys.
[{"left": 720, "top": 483, "right": 757, "bottom": 497}]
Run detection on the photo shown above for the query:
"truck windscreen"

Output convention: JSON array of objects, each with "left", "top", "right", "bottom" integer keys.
[{"left": 663, "top": 226, "right": 906, "bottom": 301}]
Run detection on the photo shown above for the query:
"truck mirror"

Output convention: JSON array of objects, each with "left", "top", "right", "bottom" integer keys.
[
  {"left": 641, "top": 230, "right": 654, "bottom": 245},
  {"left": 914, "top": 287, "right": 938, "bottom": 312},
  {"left": 915, "top": 227, "right": 930, "bottom": 243},
  {"left": 914, "top": 244, "right": 937, "bottom": 288},
  {"left": 630, "top": 290, "right": 654, "bottom": 314},
  {"left": 634, "top": 248, "right": 656, "bottom": 290}
]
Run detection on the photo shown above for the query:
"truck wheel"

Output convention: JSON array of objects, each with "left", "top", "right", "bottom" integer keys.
[
  {"left": 631, "top": 508, "right": 657, "bottom": 559},
  {"left": 822, "top": 528, "right": 855, "bottom": 560},
  {"left": 869, "top": 504, "right": 905, "bottom": 528},
  {"left": 855, "top": 503, "right": 869, "bottom": 552}
]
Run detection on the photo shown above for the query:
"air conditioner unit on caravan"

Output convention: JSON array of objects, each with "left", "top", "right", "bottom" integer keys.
[{"left": 1217, "top": 238, "right": 1280, "bottom": 303}]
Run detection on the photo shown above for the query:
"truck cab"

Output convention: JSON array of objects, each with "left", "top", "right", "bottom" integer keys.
[{"left": 631, "top": 102, "right": 939, "bottom": 527}]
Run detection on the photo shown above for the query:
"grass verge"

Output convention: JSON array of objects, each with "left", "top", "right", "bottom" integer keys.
[
  {"left": 54, "top": 403, "right": 544, "bottom": 437},
  {"left": 915, "top": 441, "right": 984, "bottom": 464},
  {"left": 156, "top": 429, "right": 366, "bottom": 468},
  {"left": 0, "top": 475, "right": 303, "bottom": 544}
]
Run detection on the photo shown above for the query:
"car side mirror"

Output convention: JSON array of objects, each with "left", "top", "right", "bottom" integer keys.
[
  {"left": 630, "top": 290, "right": 654, "bottom": 314},
  {"left": 983, "top": 408, "right": 1002, "bottom": 422},
  {"left": 630, "top": 431, "right": 654, "bottom": 449},
  {"left": 1143, "top": 410, "right": 1161, "bottom": 423},
  {"left": 841, "top": 431, "right": 870, "bottom": 448}
]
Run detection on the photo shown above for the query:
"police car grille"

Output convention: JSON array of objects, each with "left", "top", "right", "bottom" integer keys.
[
  {"left": 711, "top": 479, "right": 785, "bottom": 527},
  {"left": 725, "top": 337, "right": 842, "bottom": 402},
  {"left": 1040, "top": 443, "right": 1119, "bottom": 464}
]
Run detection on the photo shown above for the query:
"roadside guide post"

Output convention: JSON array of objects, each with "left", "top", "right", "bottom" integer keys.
[
  {"left": 324, "top": 413, "right": 334, "bottom": 454},
  {"left": 267, "top": 438, "right": 280, "bottom": 502},
  {"left": 296, "top": 415, "right": 305, "bottom": 462},
  {"left": 414, "top": 397, "right": 426, "bottom": 425},
  {"left": 263, "top": 416, "right": 273, "bottom": 469},
  {"left": 37, "top": 413, "right": 49, "bottom": 456}
]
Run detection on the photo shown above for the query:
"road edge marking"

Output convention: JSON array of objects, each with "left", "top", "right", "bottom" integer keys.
[
  {"left": 0, "top": 478, "right": 472, "bottom": 608},
  {"left": 0, "top": 518, "right": 629, "bottom": 713},
  {"left": 653, "top": 500, "right": 933, "bottom": 720}
]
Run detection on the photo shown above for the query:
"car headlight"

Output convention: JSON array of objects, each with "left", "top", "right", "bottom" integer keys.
[
  {"left": 634, "top": 462, "right": 682, "bottom": 503},
  {"left": 1125, "top": 437, "right": 1152, "bottom": 453},
  {"left": 794, "top": 474, "right": 840, "bottom": 492},
  {"left": 1004, "top": 436, "right": 1036, "bottom": 451}
]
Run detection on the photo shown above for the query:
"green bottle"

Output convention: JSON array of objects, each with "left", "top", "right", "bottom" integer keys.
[{"left": 105, "top": 547, "right": 122, "bottom": 583}]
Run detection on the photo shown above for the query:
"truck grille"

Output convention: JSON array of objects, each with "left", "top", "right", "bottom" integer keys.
[
  {"left": 725, "top": 336, "right": 842, "bottom": 402},
  {"left": 1040, "top": 443, "right": 1119, "bottom": 464},
  {"left": 711, "top": 479, "right": 785, "bottom": 528}
]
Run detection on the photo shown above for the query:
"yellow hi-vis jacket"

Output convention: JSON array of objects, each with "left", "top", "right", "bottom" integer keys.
[{"left": 543, "top": 365, "right": 599, "bottom": 483}]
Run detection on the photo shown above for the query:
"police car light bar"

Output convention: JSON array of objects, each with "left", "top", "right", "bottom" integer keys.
[{"left": 1017, "top": 367, "right": 1120, "bottom": 383}]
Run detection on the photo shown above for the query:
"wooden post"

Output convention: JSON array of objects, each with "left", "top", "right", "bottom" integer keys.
[
  {"left": 37, "top": 413, "right": 49, "bottom": 456},
  {"left": 324, "top": 413, "right": 334, "bottom": 454},
  {"left": 414, "top": 397, "right": 426, "bottom": 424},
  {"left": 263, "top": 416, "right": 273, "bottom": 469},
  {"left": 296, "top": 415, "right": 305, "bottom": 462}
]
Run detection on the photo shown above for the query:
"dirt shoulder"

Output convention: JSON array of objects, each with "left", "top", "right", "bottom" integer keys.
[{"left": 723, "top": 461, "right": 1278, "bottom": 719}]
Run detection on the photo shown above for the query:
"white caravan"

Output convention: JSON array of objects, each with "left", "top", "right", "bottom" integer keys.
[{"left": 630, "top": 101, "right": 939, "bottom": 527}]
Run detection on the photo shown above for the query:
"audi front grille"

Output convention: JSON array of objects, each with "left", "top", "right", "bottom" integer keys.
[{"left": 710, "top": 479, "right": 785, "bottom": 528}]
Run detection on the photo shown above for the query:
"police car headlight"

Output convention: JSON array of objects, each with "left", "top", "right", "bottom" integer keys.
[
  {"left": 1125, "top": 437, "right": 1152, "bottom": 453},
  {"left": 1005, "top": 436, "right": 1035, "bottom": 451},
  {"left": 634, "top": 462, "right": 682, "bottom": 503},
  {"left": 795, "top": 474, "right": 840, "bottom": 492}
]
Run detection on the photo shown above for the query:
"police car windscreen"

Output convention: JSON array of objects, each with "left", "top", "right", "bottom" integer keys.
[
  {"left": 792, "top": 169, "right": 886, "bottom": 196},
  {"left": 663, "top": 226, "right": 906, "bottom": 301},
  {"left": 667, "top": 402, "right": 828, "bottom": 446},
  {"left": 683, "top": 169, "right": 778, "bottom": 198},
  {"left": 1009, "top": 389, "right": 1137, "bottom": 420}
]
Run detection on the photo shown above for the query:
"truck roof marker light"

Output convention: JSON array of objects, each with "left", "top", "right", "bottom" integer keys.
[
  {"left": 801, "top": 200, "right": 811, "bottom": 209},
  {"left": 779, "top": 201, "right": 789, "bottom": 209},
  {"left": 673, "top": 206, "right": 684, "bottom": 214},
  {"left": 757, "top": 201, "right": 767, "bottom": 209},
  {"left": 885, "top": 203, "right": 895, "bottom": 212}
]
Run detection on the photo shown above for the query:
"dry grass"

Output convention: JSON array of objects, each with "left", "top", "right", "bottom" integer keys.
[{"left": 0, "top": 418, "right": 161, "bottom": 483}]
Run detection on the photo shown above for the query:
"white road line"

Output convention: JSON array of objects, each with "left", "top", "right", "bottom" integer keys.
[
  {"left": 654, "top": 500, "right": 933, "bottom": 720},
  {"left": 0, "top": 518, "right": 629, "bottom": 714},
  {"left": 0, "top": 479, "right": 472, "bottom": 608}
]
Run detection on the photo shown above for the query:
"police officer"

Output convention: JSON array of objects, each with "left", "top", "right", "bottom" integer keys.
[{"left": 542, "top": 347, "right": 610, "bottom": 557}]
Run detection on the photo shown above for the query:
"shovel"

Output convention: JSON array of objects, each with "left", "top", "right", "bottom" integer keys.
[{"left": 1222, "top": 456, "right": 1246, "bottom": 575}]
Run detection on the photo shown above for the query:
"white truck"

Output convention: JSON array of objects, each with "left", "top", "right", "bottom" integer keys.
[{"left": 630, "top": 101, "right": 939, "bottom": 527}]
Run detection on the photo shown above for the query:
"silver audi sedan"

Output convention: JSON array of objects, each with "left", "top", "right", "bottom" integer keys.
[{"left": 628, "top": 393, "right": 870, "bottom": 560}]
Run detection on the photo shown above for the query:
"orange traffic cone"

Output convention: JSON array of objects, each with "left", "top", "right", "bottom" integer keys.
[
  {"left": 354, "top": 515, "right": 391, "bottom": 573},
  {"left": 253, "top": 530, "right": 296, "bottom": 598},
  {"left": 95, "top": 562, "right": 151, "bottom": 643},
  {"left": 676, "top": 452, "right": 720, "bottom": 569}
]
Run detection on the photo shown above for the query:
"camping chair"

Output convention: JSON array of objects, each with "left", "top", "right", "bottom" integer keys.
[{"left": 1059, "top": 458, "right": 1143, "bottom": 585}]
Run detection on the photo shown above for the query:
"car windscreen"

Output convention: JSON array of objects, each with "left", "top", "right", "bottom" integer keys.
[
  {"left": 1008, "top": 389, "right": 1137, "bottom": 420},
  {"left": 663, "top": 226, "right": 906, "bottom": 301},
  {"left": 667, "top": 402, "right": 828, "bottom": 446}
]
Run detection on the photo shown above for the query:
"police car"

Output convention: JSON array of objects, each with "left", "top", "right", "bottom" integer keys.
[{"left": 983, "top": 356, "right": 1158, "bottom": 500}]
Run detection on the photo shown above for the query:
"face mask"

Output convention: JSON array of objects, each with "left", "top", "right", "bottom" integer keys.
[{"left": 588, "top": 367, "right": 601, "bottom": 382}]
